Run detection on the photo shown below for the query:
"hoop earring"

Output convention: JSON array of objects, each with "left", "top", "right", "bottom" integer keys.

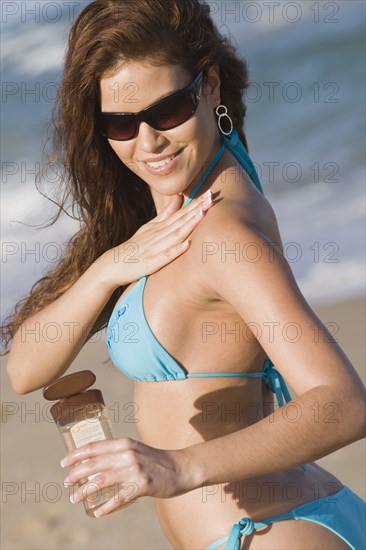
[{"left": 215, "top": 104, "right": 233, "bottom": 136}]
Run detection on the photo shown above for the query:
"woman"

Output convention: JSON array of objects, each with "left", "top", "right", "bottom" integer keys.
[{"left": 3, "top": 0, "right": 365, "bottom": 548}]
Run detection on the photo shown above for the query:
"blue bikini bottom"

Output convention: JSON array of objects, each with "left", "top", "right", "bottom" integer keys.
[{"left": 205, "top": 486, "right": 366, "bottom": 550}]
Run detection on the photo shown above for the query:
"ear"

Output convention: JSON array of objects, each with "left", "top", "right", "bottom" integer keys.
[{"left": 203, "top": 64, "right": 221, "bottom": 108}]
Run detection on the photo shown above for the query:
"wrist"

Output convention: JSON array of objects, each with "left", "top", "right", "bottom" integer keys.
[
  {"left": 92, "top": 249, "right": 126, "bottom": 292},
  {"left": 99, "top": 242, "right": 145, "bottom": 290},
  {"left": 176, "top": 444, "right": 207, "bottom": 493}
]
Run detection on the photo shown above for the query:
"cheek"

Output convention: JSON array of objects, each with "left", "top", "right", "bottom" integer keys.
[
  {"left": 108, "top": 142, "right": 139, "bottom": 174},
  {"left": 191, "top": 108, "right": 219, "bottom": 150},
  {"left": 174, "top": 109, "right": 215, "bottom": 146},
  {"left": 189, "top": 106, "right": 218, "bottom": 145},
  {"left": 201, "top": 106, "right": 218, "bottom": 134}
]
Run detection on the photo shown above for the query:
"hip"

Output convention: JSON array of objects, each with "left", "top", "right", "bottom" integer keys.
[{"left": 155, "top": 463, "right": 344, "bottom": 549}]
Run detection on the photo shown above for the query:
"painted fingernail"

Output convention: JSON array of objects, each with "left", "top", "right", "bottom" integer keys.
[
  {"left": 94, "top": 508, "right": 103, "bottom": 518},
  {"left": 201, "top": 189, "right": 212, "bottom": 200},
  {"left": 69, "top": 494, "right": 77, "bottom": 504},
  {"left": 178, "top": 239, "right": 190, "bottom": 250},
  {"left": 60, "top": 457, "right": 68, "bottom": 467},
  {"left": 202, "top": 197, "right": 213, "bottom": 208}
]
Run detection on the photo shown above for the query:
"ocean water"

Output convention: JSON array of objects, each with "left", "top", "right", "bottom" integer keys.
[{"left": 1, "top": 0, "right": 365, "bottom": 322}]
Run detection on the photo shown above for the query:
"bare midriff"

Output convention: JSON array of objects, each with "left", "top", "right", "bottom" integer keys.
[{"left": 133, "top": 377, "right": 342, "bottom": 549}]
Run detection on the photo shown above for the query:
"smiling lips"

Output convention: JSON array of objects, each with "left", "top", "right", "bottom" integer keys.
[
  {"left": 142, "top": 149, "right": 183, "bottom": 175},
  {"left": 145, "top": 154, "right": 177, "bottom": 168}
]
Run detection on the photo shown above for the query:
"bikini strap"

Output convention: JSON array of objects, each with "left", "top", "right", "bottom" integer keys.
[
  {"left": 183, "top": 142, "right": 226, "bottom": 206},
  {"left": 188, "top": 363, "right": 307, "bottom": 472},
  {"left": 205, "top": 510, "right": 296, "bottom": 550},
  {"left": 187, "top": 359, "right": 291, "bottom": 409},
  {"left": 183, "top": 130, "right": 263, "bottom": 207},
  {"left": 221, "top": 130, "right": 264, "bottom": 194}
]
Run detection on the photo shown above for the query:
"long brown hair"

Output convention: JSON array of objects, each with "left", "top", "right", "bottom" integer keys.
[{"left": 1, "top": 0, "right": 250, "bottom": 353}]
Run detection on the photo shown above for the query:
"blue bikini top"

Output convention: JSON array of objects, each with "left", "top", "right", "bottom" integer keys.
[{"left": 106, "top": 131, "right": 292, "bottom": 410}]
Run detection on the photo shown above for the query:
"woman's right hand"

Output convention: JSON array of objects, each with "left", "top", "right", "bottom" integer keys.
[{"left": 106, "top": 189, "right": 214, "bottom": 287}]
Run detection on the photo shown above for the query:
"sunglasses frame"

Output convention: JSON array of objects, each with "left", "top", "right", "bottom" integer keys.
[{"left": 98, "top": 70, "right": 205, "bottom": 141}]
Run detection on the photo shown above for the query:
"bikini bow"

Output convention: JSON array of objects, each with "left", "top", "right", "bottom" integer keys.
[{"left": 262, "top": 358, "right": 292, "bottom": 408}]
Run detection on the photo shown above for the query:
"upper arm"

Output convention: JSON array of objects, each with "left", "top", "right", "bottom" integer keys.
[{"left": 202, "top": 216, "right": 364, "bottom": 400}]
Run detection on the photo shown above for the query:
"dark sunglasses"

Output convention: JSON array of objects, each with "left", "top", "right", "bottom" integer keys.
[{"left": 98, "top": 71, "right": 204, "bottom": 141}]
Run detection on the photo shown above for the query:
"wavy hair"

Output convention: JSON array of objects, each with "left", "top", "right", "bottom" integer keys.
[{"left": 1, "top": 0, "right": 250, "bottom": 353}]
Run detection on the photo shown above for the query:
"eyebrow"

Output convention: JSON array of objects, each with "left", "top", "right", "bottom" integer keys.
[
  {"left": 101, "top": 79, "right": 189, "bottom": 113},
  {"left": 150, "top": 83, "right": 184, "bottom": 104}
]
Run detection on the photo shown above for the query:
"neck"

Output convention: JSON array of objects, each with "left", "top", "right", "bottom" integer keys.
[
  {"left": 149, "top": 190, "right": 180, "bottom": 215},
  {"left": 150, "top": 137, "right": 223, "bottom": 215}
]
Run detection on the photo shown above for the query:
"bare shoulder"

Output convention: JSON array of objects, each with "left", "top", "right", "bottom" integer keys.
[
  {"left": 202, "top": 143, "right": 283, "bottom": 233},
  {"left": 188, "top": 155, "right": 285, "bottom": 277}
]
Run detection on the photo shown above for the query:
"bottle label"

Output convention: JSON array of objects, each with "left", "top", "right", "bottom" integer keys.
[{"left": 70, "top": 419, "right": 106, "bottom": 448}]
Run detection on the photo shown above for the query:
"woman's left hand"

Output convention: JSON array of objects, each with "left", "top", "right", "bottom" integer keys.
[{"left": 61, "top": 437, "right": 199, "bottom": 517}]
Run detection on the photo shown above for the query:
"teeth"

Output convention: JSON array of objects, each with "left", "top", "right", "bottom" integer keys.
[{"left": 146, "top": 155, "right": 176, "bottom": 168}]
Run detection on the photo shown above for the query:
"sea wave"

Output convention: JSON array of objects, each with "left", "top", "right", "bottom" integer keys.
[{"left": 1, "top": 0, "right": 365, "bottom": 319}]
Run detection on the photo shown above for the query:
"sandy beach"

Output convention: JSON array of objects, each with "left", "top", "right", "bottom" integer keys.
[{"left": 1, "top": 296, "right": 365, "bottom": 550}]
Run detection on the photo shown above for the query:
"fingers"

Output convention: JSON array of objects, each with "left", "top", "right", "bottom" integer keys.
[
  {"left": 154, "top": 190, "right": 213, "bottom": 239},
  {"left": 158, "top": 195, "right": 213, "bottom": 248},
  {"left": 64, "top": 448, "right": 139, "bottom": 486},
  {"left": 67, "top": 463, "right": 141, "bottom": 506},
  {"left": 157, "top": 193, "right": 184, "bottom": 221},
  {"left": 141, "top": 194, "right": 214, "bottom": 274},
  {"left": 63, "top": 445, "right": 148, "bottom": 516},
  {"left": 64, "top": 454, "right": 121, "bottom": 486},
  {"left": 93, "top": 483, "right": 139, "bottom": 517},
  {"left": 154, "top": 188, "right": 213, "bottom": 225},
  {"left": 61, "top": 437, "right": 136, "bottom": 467}
]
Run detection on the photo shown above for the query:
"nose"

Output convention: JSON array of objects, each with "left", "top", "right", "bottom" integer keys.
[{"left": 135, "top": 121, "right": 167, "bottom": 152}]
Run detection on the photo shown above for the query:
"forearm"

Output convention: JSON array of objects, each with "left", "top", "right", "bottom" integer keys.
[
  {"left": 184, "top": 385, "right": 366, "bottom": 488},
  {"left": 7, "top": 250, "right": 119, "bottom": 394}
]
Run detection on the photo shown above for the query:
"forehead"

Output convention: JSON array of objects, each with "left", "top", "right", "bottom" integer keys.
[{"left": 100, "top": 62, "right": 191, "bottom": 112}]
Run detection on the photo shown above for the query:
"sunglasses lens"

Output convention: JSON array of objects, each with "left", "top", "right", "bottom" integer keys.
[
  {"left": 100, "top": 115, "right": 136, "bottom": 141},
  {"left": 150, "top": 93, "right": 196, "bottom": 131},
  {"left": 99, "top": 73, "right": 202, "bottom": 141}
]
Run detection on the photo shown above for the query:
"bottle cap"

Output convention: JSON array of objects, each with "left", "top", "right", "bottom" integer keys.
[{"left": 43, "top": 370, "right": 96, "bottom": 401}]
